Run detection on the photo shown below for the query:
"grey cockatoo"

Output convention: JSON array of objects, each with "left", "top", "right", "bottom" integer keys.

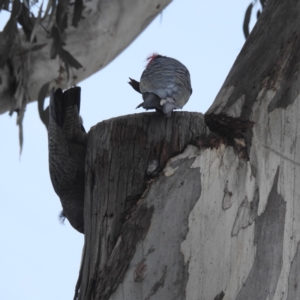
[
  {"left": 48, "top": 87, "right": 87, "bottom": 234},
  {"left": 129, "top": 54, "right": 192, "bottom": 117}
]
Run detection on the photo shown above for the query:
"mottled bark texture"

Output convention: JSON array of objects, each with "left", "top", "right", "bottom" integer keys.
[
  {"left": 193, "top": 0, "right": 300, "bottom": 298},
  {"left": 74, "top": 0, "right": 300, "bottom": 299}
]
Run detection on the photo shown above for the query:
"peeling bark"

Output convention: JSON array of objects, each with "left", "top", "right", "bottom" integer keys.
[
  {"left": 75, "top": 0, "right": 300, "bottom": 299},
  {"left": 236, "top": 169, "right": 285, "bottom": 300},
  {"left": 75, "top": 112, "right": 205, "bottom": 299}
]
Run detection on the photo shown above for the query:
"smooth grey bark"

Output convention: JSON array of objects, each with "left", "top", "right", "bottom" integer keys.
[{"left": 75, "top": 0, "right": 300, "bottom": 299}]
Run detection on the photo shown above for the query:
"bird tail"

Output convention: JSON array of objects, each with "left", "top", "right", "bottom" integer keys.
[
  {"left": 50, "top": 87, "right": 81, "bottom": 128},
  {"left": 128, "top": 78, "right": 141, "bottom": 94}
]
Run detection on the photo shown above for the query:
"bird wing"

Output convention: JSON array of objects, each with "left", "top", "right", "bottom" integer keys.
[{"left": 139, "top": 56, "right": 192, "bottom": 108}]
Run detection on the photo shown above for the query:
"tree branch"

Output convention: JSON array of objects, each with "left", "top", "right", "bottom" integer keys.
[{"left": 0, "top": 0, "right": 172, "bottom": 115}]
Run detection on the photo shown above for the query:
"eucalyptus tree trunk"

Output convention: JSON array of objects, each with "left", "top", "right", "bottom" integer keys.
[{"left": 75, "top": 0, "right": 300, "bottom": 299}]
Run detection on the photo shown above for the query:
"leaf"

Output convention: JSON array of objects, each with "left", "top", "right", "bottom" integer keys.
[
  {"left": 61, "top": 12, "right": 68, "bottom": 33},
  {"left": 2, "top": 0, "right": 22, "bottom": 40},
  {"left": 29, "top": 42, "right": 47, "bottom": 52},
  {"left": 18, "top": 120, "right": 24, "bottom": 155},
  {"left": 16, "top": 105, "right": 26, "bottom": 155},
  {"left": 23, "top": 0, "right": 29, "bottom": 10},
  {"left": 45, "top": 0, "right": 56, "bottom": 28},
  {"left": 243, "top": 3, "right": 253, "bottom": 39},
  {"left": 43, "top": 0, "right": 54, "bottom": 20},
  {"left": 72, "top": 0, "right": 83, "bottom": 27},
  {"left": 56, "top": 0, "right": 69, "bottom": 32},
  {"left": 2, "top": 0, "right": 23, "bottom": 41},
  {"left": 11, "top": 0, "right": 22, "bottom": 16},
  {"left": 13, "top": 43, "right": 47, "bottom": 58},
  {"left": 37, "top": 81, "right": 51, "bottom": 128},
  {"left": 59, "top": 47, "right": 83, "bottom": 69},
  {"left": 17, "top": 3, "right": 34, "bottom": 41},
  {"left": 2, "top": 17, "right": 17, "bottom": 40},
  {"left": 30, "top": 2, "right": 43, "bottom": 43},
  {"left": 64, "top": 61, "right": 70, "bottom": 81},
  {"left": 50, "top": 25, "right": 62, "bottom": 59}
]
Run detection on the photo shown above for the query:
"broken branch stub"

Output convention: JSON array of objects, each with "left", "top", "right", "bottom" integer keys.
[{"left": 75, "top": 111, "right": 206, "bottom": 299}]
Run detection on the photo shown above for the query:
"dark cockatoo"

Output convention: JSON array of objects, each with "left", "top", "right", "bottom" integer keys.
[
  {"left": 129, "top": 54, "right": 192, "bottom": 117},
  {"left": 48, "top": 87, "right": 87, "bottom": 233}
]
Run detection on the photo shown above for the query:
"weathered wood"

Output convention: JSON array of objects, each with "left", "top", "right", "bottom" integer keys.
[
  {"left": 109, "top": 145, "right": 201, "bottom": 300},
  {"left": 75, "top": 112, "right": 206, "bottom": 299}
]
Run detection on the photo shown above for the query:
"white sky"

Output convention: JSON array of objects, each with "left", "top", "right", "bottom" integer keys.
[{"left": 0, "top": 1, "right": 258, "bottom": 299}]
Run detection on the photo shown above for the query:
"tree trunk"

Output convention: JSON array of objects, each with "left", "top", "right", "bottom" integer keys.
[
  {"left": 76, "top": 0, "right": 300, "bottom": 299},
  {"left": 76, "top": 112, "right": 206, "bottom": 299}
]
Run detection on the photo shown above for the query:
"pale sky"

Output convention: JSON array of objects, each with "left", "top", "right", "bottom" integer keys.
[{"left": 0, "top": 1, "right": 257, "bottom": 299}]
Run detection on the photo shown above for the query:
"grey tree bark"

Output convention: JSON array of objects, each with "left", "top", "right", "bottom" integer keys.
[
  {"left": 76, "top": 112, "right": 206, "bottom": 300},
  {"left": 75, "top": 0, "right": 300, "bottom": 299}
]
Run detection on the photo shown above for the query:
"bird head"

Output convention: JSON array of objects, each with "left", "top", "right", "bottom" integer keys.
[{"left": 146, "top": 53, "right": 162, "bottom": 68}]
